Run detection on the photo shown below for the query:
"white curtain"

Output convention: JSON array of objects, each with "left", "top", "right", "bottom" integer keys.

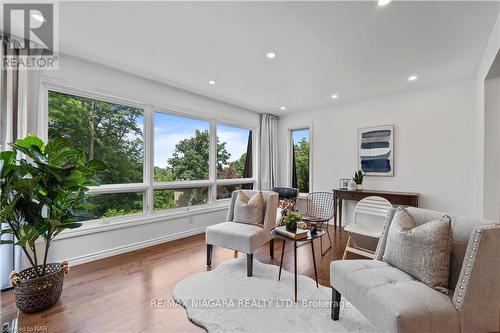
[
  {"left": 259, "top": 113, "right": 279, "bottom": 190},
  {"left": 1, "top": 35, "right": 41, "bottom": 289}
]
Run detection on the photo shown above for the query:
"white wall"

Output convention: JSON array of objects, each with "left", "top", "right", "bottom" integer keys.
[
  {"left": 484, "top": 77, "right": 500, "bottom": 222},
  {"left": 476, "top": 11, "right": 500, "bottom": 220},
  {"left": 278, "top": 80, "right": 482, "bottom": 223},
  {"left": 37, "top": 54, "right": 260, "bottom": 266}
]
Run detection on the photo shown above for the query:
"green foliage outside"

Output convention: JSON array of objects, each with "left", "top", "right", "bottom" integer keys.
[
  {"left": 48, "top": 91, "right": 143, "bottom": 219},
  {"left": 294, "top": 138, "right": 310, "bottom": 193},
  {"left": 48, "top": 91, "right": 250, "bottom": 218}
]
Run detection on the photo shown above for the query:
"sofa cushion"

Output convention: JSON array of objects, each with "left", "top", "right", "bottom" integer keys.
[
  {"left": 331, "top": 260, "right": 459, "bottom": 333},
  {"left": 383, "top": 207, "right": 452, "bottom": 294},
  {"left": 205, "top": 222, "right": 272, "bottom": 253},
  {"left": 233, "top": 191, "right": 265, "bottom": 227}
]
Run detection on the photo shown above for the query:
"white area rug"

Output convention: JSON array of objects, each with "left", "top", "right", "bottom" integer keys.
[{"left": 173, "top": 258, "right": 376, "bottom": 332}]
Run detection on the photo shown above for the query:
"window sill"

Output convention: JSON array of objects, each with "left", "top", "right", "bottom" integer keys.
[{"left": 51, "top": 203, "right": 230, "bottom": 241}]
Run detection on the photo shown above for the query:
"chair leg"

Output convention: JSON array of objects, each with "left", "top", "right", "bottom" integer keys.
[
  {"left": 342, "top": 236, "right": 350, "bottom": 260},
  {"left": 331, "top": 287, "right": 341, "bottom": 320},
  {"left": 269, "top": 239, "right": 274, "bottom": 258},
  {"left": 207, "top": 244, "right": 213, "bottom": 267},
  {"left": 247, "top": 253, "right": 253, "bottom": 277},
  {"left": 321, "top": 225, "right": 333, "bottom": 256}
]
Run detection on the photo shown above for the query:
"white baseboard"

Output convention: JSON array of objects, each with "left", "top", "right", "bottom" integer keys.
[{"left": 67, "top": 227, "right": 206, "bottom": 266}]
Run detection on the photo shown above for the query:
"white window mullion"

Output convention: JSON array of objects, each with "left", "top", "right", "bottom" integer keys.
[
  {"left": 209, "top": 119, "right": 217, "bottom": 204},
  {"left": 87, "top": 183, "right": 148, "bottom": 195},
  {"left": 215, "top": 178, "right": 255, "bottom": 186},
  {"left": 144, "top": 106, "right": 154, "bottom": 214},
  {"left": 153, "top": 180, "right": 214, "bottom": 190}
]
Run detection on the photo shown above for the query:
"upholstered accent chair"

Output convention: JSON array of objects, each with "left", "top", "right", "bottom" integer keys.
[
  {"left": 330, "top": 207, "right": 500, "bottom": 333},
  {"left": 205, "top": 190, "right": 278, "bottom": 277}
]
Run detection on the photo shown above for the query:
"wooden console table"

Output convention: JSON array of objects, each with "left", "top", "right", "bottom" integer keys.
[{"left": 332, "top": 188, "right": 419, "bottom": 228}]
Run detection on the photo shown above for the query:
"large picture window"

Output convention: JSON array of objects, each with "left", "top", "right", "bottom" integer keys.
[
  {"left": 48, "top": 90, "right": 145, "bottom": 219},
  {"left": 291, "top": 128, "right": 310, "bottom": 193},
  {"left": 47, "top": 87, "right": 256, "bottom": 223}
]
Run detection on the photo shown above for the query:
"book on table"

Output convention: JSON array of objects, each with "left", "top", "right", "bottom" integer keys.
[{"left": 275, "top": 226, "right": 308, "bottom": 240}]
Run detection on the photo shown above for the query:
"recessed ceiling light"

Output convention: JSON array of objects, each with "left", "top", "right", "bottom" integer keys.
[
  {"left": 280, "top": 106, "right": 286, "bottom": 111},
  {"left": 31, "top": 13, "right": 45, "bottom": 23},
  {"left": 331, "top": 94, "right": 339, "bottom": 99},
  {"left": 266, "top": 52, "right": 277, "bottom": 59},
  {"left": 408, "top": 75, "right": 418, "bottom": 81},
  {"left": 208, "top": 80, "right": 216, "bottom": 85},
  {"left": 378, "top": 0, "right": 392, "bottom": 6}
]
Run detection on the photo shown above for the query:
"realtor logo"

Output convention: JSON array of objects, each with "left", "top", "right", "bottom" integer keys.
[{"left": 2, "top": 2, "right": 58, "bottom": 69}]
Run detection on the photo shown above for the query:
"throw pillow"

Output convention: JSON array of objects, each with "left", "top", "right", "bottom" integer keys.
[
  {"left": 233, "top": 191, "right": 265, "bottom": 227},
  {"left": 383, "top": 207, "right": 452, "bottom": 294}
]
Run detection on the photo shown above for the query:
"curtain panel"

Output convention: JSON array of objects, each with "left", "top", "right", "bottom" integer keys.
[
  {"left": 259, "top": 113, "right": 279, "bottom": 190},
  {"left": 0, "top": 34, "right": 42, "bottom": 289}
]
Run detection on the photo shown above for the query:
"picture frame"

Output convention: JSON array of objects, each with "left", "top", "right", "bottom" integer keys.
[
  {"left": 339, "top": 178, "right": 350, "bottom": 189},
  {"left": 357, "top": 125, "right": 394, "bottom": 176}
]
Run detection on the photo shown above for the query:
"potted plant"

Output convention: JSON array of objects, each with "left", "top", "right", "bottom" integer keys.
[
  {"left": 353, "top": 170, "right": 366, "bottom": 190},
  {"left": 283, "top": 210, "right": 302, "bottom": 232},
  {"left": 0, "top": 134, "right": 105, "bottom": 313}
]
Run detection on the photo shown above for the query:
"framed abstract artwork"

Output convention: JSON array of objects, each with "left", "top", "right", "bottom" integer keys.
[{"left": 357, "top": 125, "right": 394, "bottom": 176}]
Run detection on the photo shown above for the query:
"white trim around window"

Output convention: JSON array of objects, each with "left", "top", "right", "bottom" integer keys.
[{"left": 39, "top": 78, "right": 257, "bottom": 235}]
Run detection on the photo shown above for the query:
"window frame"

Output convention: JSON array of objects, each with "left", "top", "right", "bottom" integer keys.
[
  {"left": 41, "top": 79, "right": 257, "bottom": 228},
  {"left": 288, "top": 126, "right": 313, "bottom": 195}
]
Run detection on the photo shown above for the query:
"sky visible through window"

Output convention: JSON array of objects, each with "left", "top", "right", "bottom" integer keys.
[
  {"left": 153, "top": 114, "right": 249, "bottom": 168},
  {"left": 217, "top": 124, "right": 249, "bottom": 165},
  {"left": 292, "top": 128, "right": 309, "bottom": 144}
]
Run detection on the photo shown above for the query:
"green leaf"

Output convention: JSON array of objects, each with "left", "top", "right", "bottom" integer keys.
[
  {"left": 86, "top": 159, "right": 106, "bottom": 172},
  {"left": 0, "top": 151, "right": 16, "bottom": 164},
  {"left": 12, "top": 134, "right": 45, "bottom": 155},
  {"left": 15, "top": 238, "right": 27, "bottom": 246},
  {"left": 45, "top": 137, "right": 71, "bottom": 154}
]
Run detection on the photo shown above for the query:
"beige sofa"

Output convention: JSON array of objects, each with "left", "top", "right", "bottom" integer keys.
[{"left": 330, "top": 207, "right": 500, "bottom": 333}]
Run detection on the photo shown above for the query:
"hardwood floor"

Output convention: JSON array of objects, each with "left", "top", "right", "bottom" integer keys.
[{"left": 1, "top": 226, "right": 355, "bottom": 333}]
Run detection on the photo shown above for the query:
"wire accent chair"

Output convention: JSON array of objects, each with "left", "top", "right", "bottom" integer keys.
[{"left": 302, "top": 191, "right": 334, "bottom": 256}]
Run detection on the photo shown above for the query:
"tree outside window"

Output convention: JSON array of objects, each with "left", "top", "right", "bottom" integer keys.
[
  {"left": 291, "top": 129, "right": 310, "bottom": 193},
  {"left": 48, "top": 91, "right": 144, "bottom": 219}
]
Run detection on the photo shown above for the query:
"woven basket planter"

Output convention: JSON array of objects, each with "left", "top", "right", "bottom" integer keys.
[{"left": 10, "top": 262, "right": 68, "bottom": 313}]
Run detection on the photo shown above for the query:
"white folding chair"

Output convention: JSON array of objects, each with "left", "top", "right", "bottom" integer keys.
[{"left": 342, "top": 196, "right": 393, "bottom": 259}]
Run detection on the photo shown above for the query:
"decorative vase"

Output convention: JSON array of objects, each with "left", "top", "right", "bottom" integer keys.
[
  {"left": 357, "top": 184, "right": 363, "bottom": 190},
  {"left": 10, "top": 262, "right": 68, "bottom": 313},
  {"left": 347, "top": 181, "right": 357, "bottom": 191}
]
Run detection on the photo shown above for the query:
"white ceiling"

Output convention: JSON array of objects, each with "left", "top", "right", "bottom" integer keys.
[{"left": 57, "top": 1, "right": 500, "bottom": 114}]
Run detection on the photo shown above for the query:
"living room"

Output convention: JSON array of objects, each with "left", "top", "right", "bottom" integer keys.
[{"left": 1, "top": 1, "right": 499, "bottom": 333}]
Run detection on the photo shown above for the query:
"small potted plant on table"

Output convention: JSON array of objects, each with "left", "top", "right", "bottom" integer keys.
[
  {"left": 0, "top": 134, "right": 105, "bottom": 313},
  {"left": 353, "top": 170, "right": 366, "bottom": 190},
  {"left": 283, "top": 211, "right": 302, "bottom": 232}
]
